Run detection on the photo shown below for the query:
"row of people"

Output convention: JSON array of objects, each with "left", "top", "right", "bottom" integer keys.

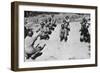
[
  {"left": 80, "top": 17, "right": 90, "bottom": 43},
  {"left": 60, "top": 16, "right": 70, "bottom": 42},
  {"left": 38, "top": 16, "right": 57, "bottom": 40}
]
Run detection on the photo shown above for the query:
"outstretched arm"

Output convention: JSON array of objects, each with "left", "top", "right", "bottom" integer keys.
[
  {"left": 35, "top": 44, "right": 46, "bottom": 52},
  {"left": 31, "top": 31, "right": 42, "bottom": 46}
]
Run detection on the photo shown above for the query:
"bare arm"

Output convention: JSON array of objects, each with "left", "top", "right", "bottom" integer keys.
[{"left": 31, "top": 31, "right": 42, "bottom": 46}]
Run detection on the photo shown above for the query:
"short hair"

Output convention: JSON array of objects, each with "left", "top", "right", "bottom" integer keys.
[
  {"left": 65, "top": 16, "right": 69, "bottom": 19},
  {"left": 27, "top": 30, "right": 33, "bottom": 37}
]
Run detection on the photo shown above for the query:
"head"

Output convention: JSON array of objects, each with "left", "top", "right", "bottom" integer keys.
[
  {"left": 61, "top": 24, "right": 65, "bottom": 29},
  {"left": 65, "top": 16, "right": 69, "bottom": 19},
  {"left": 27, "top": 30, "right": 33, "bottom": 37},
  {"left": 88, "top": 18, "right": 91, "bottom": 21},
  {"left": 83, "top": 17, "right": 87, "bottom": 24},
  {"left": 51, "top": 14, "right": 54, "bottom": 18},
  {"left": 83, "top": 17, "right": 85, "bottom": 20},
  {"left": 40, "top": 22, "right": 45, "bottom": 27}
]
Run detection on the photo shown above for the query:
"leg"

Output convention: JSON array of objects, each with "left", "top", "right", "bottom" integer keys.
[
  {"left": 60, "top": 33, "right": 64, "bottom": 42},
  {"left": 64, "top": 29, "right": 68, "bottom": 42},
  {"left": 31, "top": 44, "right": 46, "bottom": 60},
  {"left": 31, "top": 52, "right": 43, "bottom": 60},
  {"left": 80, "top": 35, "right": 84, "bottom": 42},
  {"left": 65, "top": 36, "right": 68, "bottom": 42}
]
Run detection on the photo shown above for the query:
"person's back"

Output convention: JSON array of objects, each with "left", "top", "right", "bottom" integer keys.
[{"left": 25, "top": 30, "right": 41, "bottom": 55}]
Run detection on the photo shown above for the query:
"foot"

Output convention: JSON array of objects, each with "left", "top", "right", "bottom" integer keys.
[{"left": 31, "top": 52, "right": 43, "bottom": 60}]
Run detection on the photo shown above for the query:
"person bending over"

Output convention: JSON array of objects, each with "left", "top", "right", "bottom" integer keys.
[{"left": 25, "top": 30, "right": 46, "bottom": 59}]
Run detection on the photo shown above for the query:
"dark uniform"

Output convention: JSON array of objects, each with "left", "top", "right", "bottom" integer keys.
[{"left": 80, "top": 18, "right": 90, "bottom": 43}]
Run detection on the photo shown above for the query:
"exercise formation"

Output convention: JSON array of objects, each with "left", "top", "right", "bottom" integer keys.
[
  {"left": 60, "top": 16, "right": 70, "bottom": 42},
  {"left": 24, "top": 11, "right": 91, "bottom": 61},
  {"left": 80, "top": 17, "right": 90, "bottom": 43}
]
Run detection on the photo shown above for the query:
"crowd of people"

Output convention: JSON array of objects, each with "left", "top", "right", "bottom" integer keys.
[
  {"left": 38, "top": 15, "right": 57, "bottom": 40},
  {"left": 24, "top": 15, "right": 58, "bottom": 60},
  {"left": 24, "top": 14, "right": 90, "bottom": 60}
]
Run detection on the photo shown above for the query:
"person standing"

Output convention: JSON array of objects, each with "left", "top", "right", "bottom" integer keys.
[
  {"left": 64, "top": 16, "right": 70, "bottom": 42},
  {"left": 60, "top": 23, "right": 65, "bottom": 42}
]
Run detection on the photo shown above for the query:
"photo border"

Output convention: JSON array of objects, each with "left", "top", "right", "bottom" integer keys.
[{"left": 11, "top": 1, "right": 98, "bottom": 71}]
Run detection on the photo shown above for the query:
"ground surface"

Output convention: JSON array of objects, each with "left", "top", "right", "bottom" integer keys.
[{"left": 26, "top": 21, "right": 90, "bottom": 61}]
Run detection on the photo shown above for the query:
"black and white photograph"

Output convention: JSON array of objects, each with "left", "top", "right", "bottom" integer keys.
[
  {"left": 24, "top": 11, "right": 91, "bottom": 61},
  {"left": 11, "top": 1, "right": 97, "bottom": 71}
]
